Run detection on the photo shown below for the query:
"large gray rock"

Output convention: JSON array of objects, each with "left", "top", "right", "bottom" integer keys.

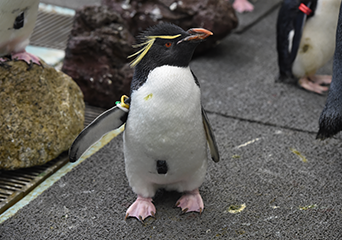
[{"left": 0, "top": 61, "right": 85, "bottom": 170}]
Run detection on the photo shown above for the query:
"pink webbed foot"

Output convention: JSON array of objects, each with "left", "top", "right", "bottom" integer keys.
[
  {"left": 12, "top": 50, "right": 41, "bottom": 66},
  {"left": 233, "top": 0, "right": 254, "bottom": 13},
  {"left": 310, "top": 75, "right": 332, "bottom": 85},
  {"left": 176, "top": 189, "right": 204, "bottom": 214},
  {"left": 125, "top": 196, "right": 156, "bottom": 222},
  {"left": 298, "top": 75, "right": 331, "bottom": 94}
]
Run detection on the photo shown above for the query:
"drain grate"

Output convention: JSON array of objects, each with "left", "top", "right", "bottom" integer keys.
[
  {"left": 0, "top": 153, "right": 69, "bottom": 215},
  {"left": 0, "top": 104, "right": 105, "bottom": 215},
  {"left": 30, "top": 9, "right": 74, "bottom": 50}
]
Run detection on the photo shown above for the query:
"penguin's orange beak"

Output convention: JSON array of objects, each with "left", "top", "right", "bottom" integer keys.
[{"left": 177, "top": 28, "right": 213, "bottom": 44}]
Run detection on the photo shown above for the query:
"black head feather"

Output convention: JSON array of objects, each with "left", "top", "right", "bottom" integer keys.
[{"left": 129, "top": 23, "right": 210, "bottom": 93}]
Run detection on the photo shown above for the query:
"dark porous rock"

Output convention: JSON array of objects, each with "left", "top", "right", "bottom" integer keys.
[
  {"left": 62, "top": 6, "right": 135, "bottom": 108},
  {"left": 102, "top": 0, "right": 238, "bottom": 53},
  {"left": 0, "top": 61, "right": 85, "bottom": 170}
]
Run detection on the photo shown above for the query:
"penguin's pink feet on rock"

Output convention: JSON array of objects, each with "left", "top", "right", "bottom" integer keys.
[
  {"left": 12, "top": 50, "right": 41, "bottom": 65},
  {"left": 299, "top": 75, "right": 332, "bottom": 94},
  {"left": 233, "top": 0, "right": 254, "bottom": 13},
  {"left": 176, "top": 188, "right": 204, "bottom": 214},
  {"left": 0, "top": 57, "right": 11, "bottom": 68},
  {"left": 125, "top": 195, "right": 156, "bottom": 222}
]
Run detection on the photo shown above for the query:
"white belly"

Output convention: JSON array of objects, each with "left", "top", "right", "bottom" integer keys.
[
  {"left": 123, "top": 66, "right": 207, "bottom": 197},
  {"left": 292, "top": 0, "right": 341, "bottom": 77}
]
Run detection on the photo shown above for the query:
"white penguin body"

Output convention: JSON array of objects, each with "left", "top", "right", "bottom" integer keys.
[
  {"left": 0, "top": 0, "right": 39, "bottom": 56},
  {"left": 123, "top": 65, "right": 207, "bottom": 198},
  {"left": 292, "top": 0, "right": 341, "bottom": 77}
]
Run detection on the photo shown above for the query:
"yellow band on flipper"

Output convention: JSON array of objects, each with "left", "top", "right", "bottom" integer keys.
[{"left": 120, "top": 95, "right": 130, "bottom": 109}]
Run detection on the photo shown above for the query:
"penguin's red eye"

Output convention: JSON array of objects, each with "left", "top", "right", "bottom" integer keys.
[{"left": 165, "top": 42, "right": 172, "bottom": 48}]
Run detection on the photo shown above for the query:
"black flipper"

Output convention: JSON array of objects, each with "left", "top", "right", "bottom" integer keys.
[
  {"left": 69, "top": 104, "right": 129, "bottom": 162},
  {"left": 202, "top": 107, "right": 220, "bottom": 163},
  {"left": 317, "top": 4, "right": 342, "bottom": 140},
  {"left": 189, "top": 70, "right": 219, "bottom": 162},
  {"left": 290, "top": 7, "right": 307, "bottom": 63},
  {"left": 276, "top": 0, "right": 316, "bottom": 83}
]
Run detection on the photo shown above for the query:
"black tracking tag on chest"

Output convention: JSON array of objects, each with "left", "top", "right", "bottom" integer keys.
[
  {"left": 156, "top": 160, "right": 168, "bottom": 174},
  {"left": 14, "top": 12, "right": 25, "bottom": 29}
]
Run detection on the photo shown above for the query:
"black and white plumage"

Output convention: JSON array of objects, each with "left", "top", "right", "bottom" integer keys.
[
  {"left": 124, "top": 23, "right": 218, "bottom": 221},
  {"left": 69, "top": 100, "right": 129, "bottom": 162},
  {"left": 276, "top": 0, "right": 341, "bottom": 94},
  {"left": 317, "top": 4, "right": 342, "bottom": 139},
  {"left": 68, "top": 23, "right": 219, "bottom": 222},
  {"left": 0, "top": 0, "right": 41, "bottom": 66}
]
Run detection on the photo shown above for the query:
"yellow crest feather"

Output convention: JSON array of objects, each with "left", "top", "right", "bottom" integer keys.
[{"left": 128, "top": 34, "right": 181, "bottom": 67}]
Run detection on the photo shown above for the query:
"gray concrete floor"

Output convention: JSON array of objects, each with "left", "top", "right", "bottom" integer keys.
[{"left": 1, "top": 2, "right": 342, "bottom": 239}]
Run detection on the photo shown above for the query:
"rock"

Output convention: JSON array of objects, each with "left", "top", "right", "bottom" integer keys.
[
  {"left": 62, "top": 6, "right": 135, "bottom": 109},
  {"left": 0, "top": 61, "right": 85, "bottom": 170},
  {"left": 102, "top": 0, "right": 238, "bottom": 53}
]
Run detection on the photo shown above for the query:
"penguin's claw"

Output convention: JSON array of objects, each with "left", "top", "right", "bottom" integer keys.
[
  {"left": 125, "top": 196, "right": 156, "bottom": 222},
  {"left": 299, "top": 76, "right": 331, "bottom": 94},
  {"left": 233, "top": 0, "right": 254, "bottom": 13},
  {"left": 12, "top": 50, "right": 41, "bottom": 66},
  {"left": 0, "top": 58, "right": 11, "bottom": 69},
  {"left": 310, "top": 75, "right": 332, "bottom": 85},
  {"left": 176, "top": 189, "right": 204, "bottom": 214}
]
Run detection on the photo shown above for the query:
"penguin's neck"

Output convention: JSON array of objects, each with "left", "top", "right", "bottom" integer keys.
[{"left": 130, "top": 64, "right": 152, "bottom": 95}]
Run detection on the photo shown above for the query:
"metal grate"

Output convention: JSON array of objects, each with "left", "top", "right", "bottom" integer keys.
[
  {"left": 0, "top": 104, "right": 105, "bottom": 215},
  {"left": 0, "top": 153, "right": 69, "bottom": 215},
  {"left": 30, "top": 9, "right": 74, "bottom": 50}
]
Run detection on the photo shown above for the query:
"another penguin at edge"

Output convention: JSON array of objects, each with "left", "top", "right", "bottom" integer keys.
[
  {"left": 317, "top": 4, "right": 342, "bottom": 139},
  {"left": 0, "top": 0, "right": 41, "bottom": 66},
  {"left": 276, "top": 0, "right": 341, "bottom": 94},
  {"left": 124, "top": 23, "right": 219, "bottom": 222}
]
